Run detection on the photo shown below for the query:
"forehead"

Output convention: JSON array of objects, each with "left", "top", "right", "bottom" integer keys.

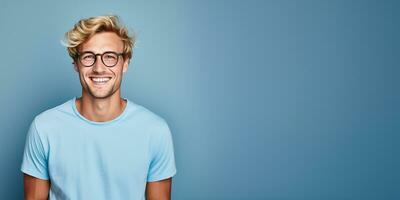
[{"left": 79, "top": 32, "right": 124, "bottom": 53}]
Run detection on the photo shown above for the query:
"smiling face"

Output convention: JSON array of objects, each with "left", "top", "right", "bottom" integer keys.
[{"left": 74, "top": 32, "right": 129, "bottom": 99}]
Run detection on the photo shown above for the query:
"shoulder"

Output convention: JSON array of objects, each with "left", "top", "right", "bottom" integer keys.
[
  {"left": 127, "top": 100, "right": 171, "bottom": 137},
  {"left": 128, "top": 100, "right": 169, "bottom": 127},
  {"left": 33, "top": 98, "right": 75, "bottom": 132}
]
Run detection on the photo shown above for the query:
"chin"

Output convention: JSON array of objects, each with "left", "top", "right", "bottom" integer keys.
[
  {"left": 88, "top": 91, "right": 114, "bottom": 99},
  {"left": 88, "top": 87, "right": 119, "bottom": 99}
]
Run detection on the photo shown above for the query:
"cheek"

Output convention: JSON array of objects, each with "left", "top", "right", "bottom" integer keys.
[
  {"left": 109, "top": 69, "right": 119, "bottom": 78},
  {"left": 78, "top": 70, "right": 89, "bottom": 81}
]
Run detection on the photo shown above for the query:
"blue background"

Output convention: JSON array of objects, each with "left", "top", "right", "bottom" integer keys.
[{"left": 0, "top": 0, "right": 399, "bottom": 199}]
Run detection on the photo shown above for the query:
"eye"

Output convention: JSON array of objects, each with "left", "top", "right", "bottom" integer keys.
[
  {"left": 104, "top": 54, "right": 117, "bottom": 60},
  {"left": 81, "top": 54, "right": 95, "bottom": 60}
]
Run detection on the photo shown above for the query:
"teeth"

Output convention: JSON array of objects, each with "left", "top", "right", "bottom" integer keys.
[{"left": 91, "top": 77, "right": 111, "bottom": 82}]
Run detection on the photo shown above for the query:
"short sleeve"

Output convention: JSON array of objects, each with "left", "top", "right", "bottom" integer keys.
[
  {"left": 20, "top": 118, "right": 49, "bottom": 180},
  {"left": 147, "top": 120, "right": 177, "bottom": 182}
]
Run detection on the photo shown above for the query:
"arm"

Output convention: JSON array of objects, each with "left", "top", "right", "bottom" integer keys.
[
  {"left": 145, "top": 178, "right": 172, "bottom": 200},
  {"left": 23, "top": 173, "right": 50, "bottom": 200}
]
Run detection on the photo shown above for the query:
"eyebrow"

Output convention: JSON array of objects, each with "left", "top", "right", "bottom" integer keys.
[{"left": 79, "top": 51, "right": 120, "bottom": 54}]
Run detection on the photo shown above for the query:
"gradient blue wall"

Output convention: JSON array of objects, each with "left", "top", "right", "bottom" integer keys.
[{"left": 0, "top": 0, "right": 399, "bottom": 199}]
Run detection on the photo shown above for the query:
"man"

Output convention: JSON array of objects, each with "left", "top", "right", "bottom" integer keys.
[{"left": 21, "top": 15, "right": 177, "bottom": 200}]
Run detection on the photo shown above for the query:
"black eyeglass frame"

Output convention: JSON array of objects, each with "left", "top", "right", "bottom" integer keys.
[{"left": 76, "top": 51, "right": 125, "bottom": 67}]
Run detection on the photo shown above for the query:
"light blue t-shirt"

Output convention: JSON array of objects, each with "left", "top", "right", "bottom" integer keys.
[{"left": 21, "top": 97, "right": 177, "bottom": 200}]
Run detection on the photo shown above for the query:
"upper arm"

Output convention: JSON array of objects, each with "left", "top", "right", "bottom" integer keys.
[
  {"left": 147, "top": 120, "right": 177, "bottom": 182},
  {"left": 21, "top": 119, "right": 50, "bottom": 199},
  {"left": 146, "top": 120, "right": 176, "bottom": 199},
  {"left": 21, "top": 119, "right": 50, "bottom": 180},
  {"left": 24, "top": 173, "right": 50, "bottom": 200},
  {"left": 145, "top": 178, "right": 172, "bottom": 200}
]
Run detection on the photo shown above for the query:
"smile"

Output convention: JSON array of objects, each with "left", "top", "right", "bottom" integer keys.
[{"left": 90, "top": 77, "right": 111, "bottom": 85}]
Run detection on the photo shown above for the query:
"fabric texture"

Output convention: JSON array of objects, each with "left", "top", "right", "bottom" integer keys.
[{"left": 21, "top": 97, "right": 177, "bottom": 200}]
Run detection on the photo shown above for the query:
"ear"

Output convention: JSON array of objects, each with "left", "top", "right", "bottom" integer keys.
[
  {"left": 73, "top": 62, "right": 79, "bottom": 72},
  {"left": 122, "top": 58, "right": 130, "bottom": 73}
]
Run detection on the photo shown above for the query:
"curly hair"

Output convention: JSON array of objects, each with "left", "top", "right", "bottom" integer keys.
[{"left": 63, "top": 15, "right": 135, "bottom": 61}]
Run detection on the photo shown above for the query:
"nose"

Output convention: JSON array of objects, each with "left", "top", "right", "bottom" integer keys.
[{"left": 92, "top": 55, "right": 107, "bottom": 73}]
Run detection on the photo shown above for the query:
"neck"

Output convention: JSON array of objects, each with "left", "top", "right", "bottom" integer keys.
[{"left": 75, "top": 91, "right": 127, "bottom": 122}]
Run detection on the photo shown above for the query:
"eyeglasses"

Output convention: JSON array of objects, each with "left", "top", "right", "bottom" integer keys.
[{"left": 77, "top": 51, "right": 124, "bottom": 67}]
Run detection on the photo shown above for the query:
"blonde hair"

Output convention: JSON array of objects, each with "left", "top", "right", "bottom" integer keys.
[{"left": 63, "top": 15, "right": 135, "bottom": 60}]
